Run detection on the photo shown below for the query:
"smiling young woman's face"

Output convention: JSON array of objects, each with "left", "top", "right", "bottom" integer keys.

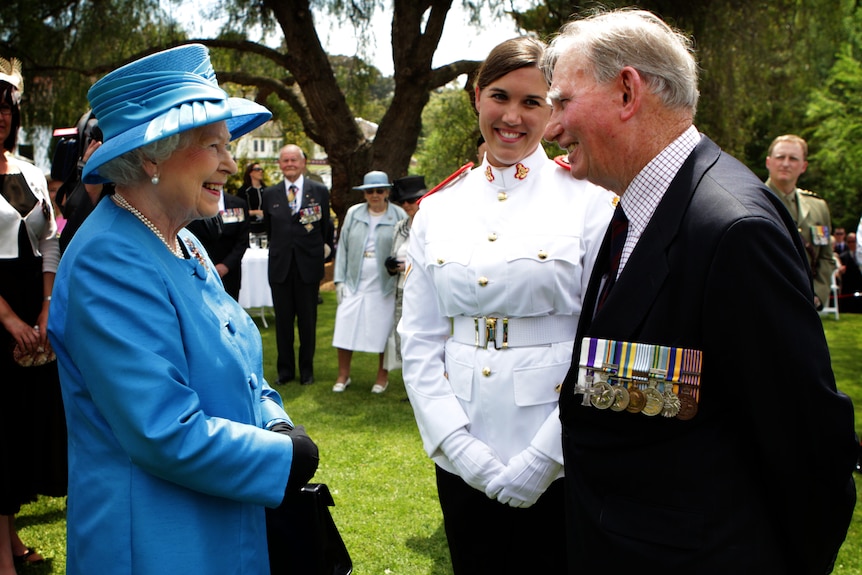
[{"left": 475, "top": 65, "right": 551, "bottom": 168}]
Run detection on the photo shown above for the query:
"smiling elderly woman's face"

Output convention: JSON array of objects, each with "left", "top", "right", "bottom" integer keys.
[{"left": 156, "top": 121, "right": 237, "bottom": 221}]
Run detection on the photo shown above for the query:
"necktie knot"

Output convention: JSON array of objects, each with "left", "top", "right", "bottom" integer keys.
[
  {"left": 287, "top": 185, "right": 298, "bottom": 213},
  {"left": 597, "top": 203, "right": 628, "bottom": 311}
]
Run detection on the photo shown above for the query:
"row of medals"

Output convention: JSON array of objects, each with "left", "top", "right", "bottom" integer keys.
[{"left": 584, "top": 371, "right": 698, "bottom": 421}]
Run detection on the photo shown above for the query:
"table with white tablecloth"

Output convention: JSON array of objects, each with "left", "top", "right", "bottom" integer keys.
[{"left": 239, "top": 247, "right": 273, "bottom": 326}]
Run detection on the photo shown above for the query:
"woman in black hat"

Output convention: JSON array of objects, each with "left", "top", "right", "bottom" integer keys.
[{"left": 383, "top": 175, "right": 426, "bottom": 371}]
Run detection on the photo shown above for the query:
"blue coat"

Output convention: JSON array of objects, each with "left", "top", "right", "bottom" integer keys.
[{"left": 48, "top": 199, "right": 295, "bottom": 575}]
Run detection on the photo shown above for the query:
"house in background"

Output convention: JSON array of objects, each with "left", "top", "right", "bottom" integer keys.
[{"left": 229, "top": 117, "right": 380, "bottom": 191}]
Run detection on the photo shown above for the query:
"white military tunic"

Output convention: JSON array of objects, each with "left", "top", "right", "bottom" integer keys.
[{"left": 399, "top": 145, "right": 615, "bottom": 478}]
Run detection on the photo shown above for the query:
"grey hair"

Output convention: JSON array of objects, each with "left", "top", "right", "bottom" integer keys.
[
  {"left": 99, "top": 131, "right": 194, "bottom": 187},
  {"left": 543, "top": 8, "right": 699, "bottom": 114}
]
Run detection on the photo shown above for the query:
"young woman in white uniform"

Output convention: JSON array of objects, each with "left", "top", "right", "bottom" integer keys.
[{"left": 398, "top": 37, "right": 615, "bottom": 574}]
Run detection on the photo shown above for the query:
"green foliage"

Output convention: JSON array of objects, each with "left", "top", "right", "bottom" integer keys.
[
  {"left": 413, "top": 86, "right": 480, "bottom": 187},
  {"left": 329, "top": 54, "right": 393, "bottom": 124},
  {"left": 16, "top": 300, "right": 862, "bottom": 575},
  {"left": 511, "top": 0, "right": 862, "bottom": 231},
  {"left": 1, "top": 0, "right": 188, "bottom": 153},
  {"left": 805, "top": 45, "right": 862, "bottom": 230}
]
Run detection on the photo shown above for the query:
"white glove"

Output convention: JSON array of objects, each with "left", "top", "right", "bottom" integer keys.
[
  {"left": 485, "top": 446, "right": 561, "bottom": 508},
  {"left": 440, "top": 429, "right": 505, "bottom": 493},
  {"left": 335, "top": 283, "right": 344, "bottom": 304}
]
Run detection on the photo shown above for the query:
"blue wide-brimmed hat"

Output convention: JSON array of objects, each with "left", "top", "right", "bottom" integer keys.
[
  {"left": 352, "top": 170, "right": 392, "bottom": 191},
  {"left": 83, "top": 44, "right": 272, "bottom": 184}
]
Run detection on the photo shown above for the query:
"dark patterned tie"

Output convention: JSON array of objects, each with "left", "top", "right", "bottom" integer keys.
[
  {"left": 596, "top": 204, "right": 628, "bottom": 311},
  {"left": 287, "top": 184, "right": 299, "bottom": 214}
]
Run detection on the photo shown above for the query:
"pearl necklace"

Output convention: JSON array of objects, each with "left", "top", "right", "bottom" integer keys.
[{"left": 112, "top": 193, "right": 182, "bottom": 257}]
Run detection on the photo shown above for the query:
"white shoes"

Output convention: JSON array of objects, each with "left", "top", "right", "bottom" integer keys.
[
  {"left": 332, "top": 378, "right": 351, "bottom": 392},
  {"left": 371, "top": 381, "right": 389, "bottom": 394}
]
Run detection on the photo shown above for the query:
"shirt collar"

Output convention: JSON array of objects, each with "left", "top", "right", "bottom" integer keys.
[
  {"left": 285, "top": 175, "right": 304, "bottom": 191},
  {"left": 621, "top": 125, "right": 701, "bottom": 241},
  {"left": 479, "top": 145, "right": 547, "bottom": 189}
]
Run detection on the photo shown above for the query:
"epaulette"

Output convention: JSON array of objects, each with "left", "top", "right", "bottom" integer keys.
[
  {"left": 418, "top": 162, "right": 473, "bottom": 204},
  {"left": 553, "top": 155, "right": 570, "bottom": 171},
  {"left": 798, "top": 188, "right": 822, "bottom": 199}
]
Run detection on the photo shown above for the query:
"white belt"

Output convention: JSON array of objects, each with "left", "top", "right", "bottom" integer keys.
[
  {"left": 451, "top": 315, "right": 576, "bottom": 349},
  {"left": 363, "top": 251, "right": 376, "bottom": 258}
]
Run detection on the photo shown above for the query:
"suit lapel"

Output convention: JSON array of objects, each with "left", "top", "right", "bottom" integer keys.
[{"left": 586, "top": 137, "right": 722, "bottom": 338}]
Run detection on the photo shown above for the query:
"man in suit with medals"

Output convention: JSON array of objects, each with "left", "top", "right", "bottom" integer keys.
[
  {"left": 263, "top": 144, "right": 333, "bottom": 385},
  {"left": 186, "top": 190, "right": 249, "bottom": 300},
  {"left": 542, "top": 9, "right": 857, "bottom": 575}
]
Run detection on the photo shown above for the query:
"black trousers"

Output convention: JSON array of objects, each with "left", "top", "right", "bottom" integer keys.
[
  {"left": 436, "top": 465, "right": 567, "bottom": 575},
  {"left": 270, "top": 258, "right": 319, "bottom": 382}
]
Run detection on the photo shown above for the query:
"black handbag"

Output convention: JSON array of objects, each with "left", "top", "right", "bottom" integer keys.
[{"left": 266, "top": 483, "right": 353, "bottom": 575}]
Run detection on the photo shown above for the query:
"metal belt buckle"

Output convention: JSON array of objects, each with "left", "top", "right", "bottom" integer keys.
[
  {"left": 484, "top": 317, "right": 497, "bottom": 349},
  {"left": 482, "top": 317, "right": 509, "bottom": 350}
]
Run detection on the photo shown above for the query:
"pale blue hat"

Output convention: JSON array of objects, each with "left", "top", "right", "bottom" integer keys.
[
  {"left": 353, "top": 170, "right": 392, "bottom": 190},
  {"left": 83, "top": 44, "right": 272, "bottom": 184}
]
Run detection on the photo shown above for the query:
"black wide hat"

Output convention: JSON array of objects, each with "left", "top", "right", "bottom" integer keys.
[{"left": 392, "top": 175, "right": 427, "bottom": 203}]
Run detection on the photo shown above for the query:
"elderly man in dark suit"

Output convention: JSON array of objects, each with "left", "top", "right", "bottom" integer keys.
[
  {"left": 263, "top": 144, "right": 333, "bottom": 385},
  {"left": 543, "top": 9, "right": 857, "bottom": 575},
  {"left": 186, "top": 191, "right": 249, "bottom": 300}
]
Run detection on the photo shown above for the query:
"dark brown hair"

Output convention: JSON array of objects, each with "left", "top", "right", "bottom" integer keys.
[
  {"left": 242, "top": 161, "right": 265, "bottom": 189},
  {"left": 1, "top": 81, "right": 21, "bottom": 152},
  {"left": 475, "top": 36, "right": 547, "bottom": 93}
]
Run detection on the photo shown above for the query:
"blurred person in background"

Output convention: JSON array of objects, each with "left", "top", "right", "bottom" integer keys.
[
  {"left": 765, "top": 134, "right": 836, "bottom": 310},
  {"left": 383, "top": 175, "right": 426, "bottom": 373},
  {"left": 237, "top": 161, "right": 266, "bottom": 238},
  {"left": 332, "top": 170, "right": 406, "bottom": 394},
  {"left": 0, "top": 55, "right": 66, "bottom": 574},
  {"left": 185, "top": 188, "right": 250, "bottom": 300},
  {"left": 263, "top": 144, "right": 333, "bottom": 385}
]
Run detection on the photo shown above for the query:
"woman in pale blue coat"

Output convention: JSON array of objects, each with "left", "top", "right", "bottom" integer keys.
[
  {"left": 331, "top": 171, "right": 406, "bottom": 393},
  {"left": 47, "top": 45, "right": 319, "bottom": 575}
]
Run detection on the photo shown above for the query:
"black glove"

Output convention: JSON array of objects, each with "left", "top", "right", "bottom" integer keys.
[
  {"left": 384, "top": 256, "right": 401, "bottom": 276},
  {"left": 270, "top": 423, "right": 320, "bottom": 494}
]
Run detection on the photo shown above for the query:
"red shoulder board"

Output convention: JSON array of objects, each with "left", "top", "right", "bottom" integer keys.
[
  {"left": 418, "top": 162, "right": 474, "bottom": 204},
  {"left": 553, "top": 155, "right": 571, "bottom": 171}
]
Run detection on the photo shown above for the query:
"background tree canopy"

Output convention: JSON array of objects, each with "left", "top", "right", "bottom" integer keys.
[{"left": 2, "top": 0, "right": 861, "bottom": 228}]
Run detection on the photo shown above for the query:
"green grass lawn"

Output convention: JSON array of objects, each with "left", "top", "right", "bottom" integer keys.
[{"left": 17, "top": 294, "right": 862, "bottom": 574}]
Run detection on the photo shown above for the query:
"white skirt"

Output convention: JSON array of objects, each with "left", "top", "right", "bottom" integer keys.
[{"left": 332, "top": 257, "right": 395, "bottom": 353}]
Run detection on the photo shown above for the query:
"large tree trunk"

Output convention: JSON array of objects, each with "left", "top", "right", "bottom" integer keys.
[{"left": 263, "top": 0, "right": 471, "bottom": 226}]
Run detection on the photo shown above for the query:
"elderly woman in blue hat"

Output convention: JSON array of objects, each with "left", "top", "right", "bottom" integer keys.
[
  {"left": 46, "top": 44, "right": 319, "bottom": 575},
  {"left": 331, "top": 170, "right": 406, "bottom": 393}
]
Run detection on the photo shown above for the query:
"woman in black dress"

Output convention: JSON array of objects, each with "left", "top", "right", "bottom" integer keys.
[
  {"left": 0, "top": 56, "right": 66, "bottom": 572},
  {"left": 237, "top": 161, "right": 266, "bottom": 237}
]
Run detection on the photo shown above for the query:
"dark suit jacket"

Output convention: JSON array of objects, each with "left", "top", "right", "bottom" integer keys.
[
  {"left": 262, "top": 178, "right": 333, "bottom": 285},
  {"left": 185, "top": 193, "right": 249, "bottom": 297},
  {"left": 561, "top": 137, "right": 857, "bottom": 575}
]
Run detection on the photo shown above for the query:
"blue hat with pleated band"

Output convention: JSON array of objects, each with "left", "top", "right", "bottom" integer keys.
[
  {"left": 83, "top": 44, "right": 272, "bottom": 184},
  {"left": 352, "top": 171, "right": 392, "bottom": 190}
]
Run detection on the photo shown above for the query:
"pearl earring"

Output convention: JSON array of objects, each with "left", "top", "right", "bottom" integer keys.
[{"left": 151, "top": 174, "right": 160, "bottom": 185}]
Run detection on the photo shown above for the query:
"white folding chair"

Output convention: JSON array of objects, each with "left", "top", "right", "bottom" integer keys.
[{"left": 819, "top": 268, "right": 840, "bottom": 320}]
